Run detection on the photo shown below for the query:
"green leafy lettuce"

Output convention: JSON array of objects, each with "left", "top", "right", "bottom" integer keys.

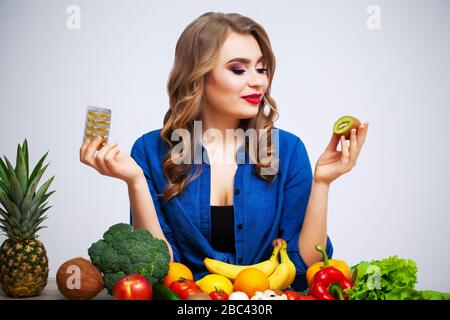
[{"left": 347, "top": 256, "right": 450, "bottom": 300}]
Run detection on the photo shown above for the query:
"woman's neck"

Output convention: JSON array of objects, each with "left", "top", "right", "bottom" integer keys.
[
  {"left": 198, "top": 110, "right": 244, "bottom": 163},
  {"left": 200, "top": 110, "right": 241, "bottom": 138}
]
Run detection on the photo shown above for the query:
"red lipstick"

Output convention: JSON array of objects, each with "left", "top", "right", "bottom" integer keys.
[{"left": 242, "top": 93, "right": 262, "bottom": 105}]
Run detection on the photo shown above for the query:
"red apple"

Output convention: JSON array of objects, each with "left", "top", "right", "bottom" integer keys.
[{"left": 112, "top": 274, "right": 152, "bottom": 300}]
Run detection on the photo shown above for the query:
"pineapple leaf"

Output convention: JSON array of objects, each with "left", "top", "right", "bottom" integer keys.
[
  {"left": 22, "top": 139, "right": 30, "bottom": 178},
  {"left": 29, "top": 203, "right": 50, "bottom": 226},
  {"left": 15, "top": 143, "right": 28, "bottom": 195},
  {"left": 40, "top": 190, "right": 55, "bottom": 206},
  {"left": 0, "top": 179, "right": 10, "bottom": 198},
  {"left": 29, "top": 200, "right": 47, "bottom": 221},
  {"left": 30, "top": 216, "right": 48, "bottom": 234},
  {"left": 4, "top": 156, "right": 24, "bottom": 207},
  {"left": 0, "top": 188, "right": 16, "bottom": 218},
  {"left": 20, "top": 207, "right": 31, "bottom": 233},
  {"left": 0, "top": 156, "right": 10, "bottom": 187},
  {"left": 0, "top": 206, "right": 8, "bottom": 219},
  {"left": 28, "top": 206, "right": 51, "bottom": 230},
  {"left": 27, "top": 151, "right": 48, "bottom": 190},
  {"left": 0, "top": 225, "right": 11, "bottom": 237},
  {"left": 0, "top": 206, "right": 21, "bottom": 228},
  {"left": 30, "top": 176, "right": 55, "bottom": 209},
  {"left": 21, "top": 163, "right": 49, "bottom": 212},
  {"left": 32, "top": 226, "right": 47, "bottom": 237},
  {"left": 12, "top": 227, "right": 21, "bottom": 236}
]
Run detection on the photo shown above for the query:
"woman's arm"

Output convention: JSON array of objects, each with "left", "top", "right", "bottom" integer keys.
[
  {"left": 299, "top": 122, "right": 369, "bottom": 267},
  {"left": 128, "top": 174, "right": 175, "bottom": 262},
  {"left": 298, "top": 181, "right": 330, "bottom": 266},
  {"left": 80, "top": 136, "right": 176, "bottom": 262}
]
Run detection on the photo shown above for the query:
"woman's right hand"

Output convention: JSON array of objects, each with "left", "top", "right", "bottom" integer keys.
[{"left": 79, "top": 136, "right": 144, "bottom": 185}]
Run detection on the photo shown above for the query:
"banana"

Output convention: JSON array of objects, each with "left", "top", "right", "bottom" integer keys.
[
  {"left": 204, "top": 244, "right": 280, "bottom": 280},
  {"left": 281, "top": 240, "right": 297, "bottom": 287},
  {"left": 268, "top": 260, "right": 292, "bottom": 290},
  {"left": 268, "top": 239, "right": 297, "bottom": 291}
]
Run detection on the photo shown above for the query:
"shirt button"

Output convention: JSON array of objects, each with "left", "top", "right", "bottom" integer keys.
[
  {"left": 238, "top": 258, "right": 243, "bottom": 264},
  {"left": 237, "top": 224, "right": 243, "bottom": 230},
  {"left": 234, "top": 188, "right": 240, "bottom": 195}
]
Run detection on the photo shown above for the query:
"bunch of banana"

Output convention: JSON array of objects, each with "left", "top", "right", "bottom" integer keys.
[
  {"left": 267, "top": 239, "right": 296, "bottom": 291},
  {"left": 204, "top": 244, "right": 280, "bottom": 280},
  {"left": 203, "top": 238, "right": 297, "bottom": 291}
]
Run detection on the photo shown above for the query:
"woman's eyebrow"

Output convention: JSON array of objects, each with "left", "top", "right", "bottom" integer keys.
[{"left": 226, "top": 56, "right": 265, "bottom": 64}]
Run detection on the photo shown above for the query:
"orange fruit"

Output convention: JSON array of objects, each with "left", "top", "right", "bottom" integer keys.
[
  {"left": 233, "top": 268, "right": 270, "bottom": 298},
  {"left": 162, "top": 262, "right": 194, "bottom": 287}
]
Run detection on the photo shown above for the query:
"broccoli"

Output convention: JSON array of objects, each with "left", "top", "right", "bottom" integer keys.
[{"left": 88, "top": 223, "right": 170, "bottom": 294}]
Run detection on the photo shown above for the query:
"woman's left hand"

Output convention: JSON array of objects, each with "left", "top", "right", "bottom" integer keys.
[{"left": 314, "top": 121, "right": 369, "bottom": 186}]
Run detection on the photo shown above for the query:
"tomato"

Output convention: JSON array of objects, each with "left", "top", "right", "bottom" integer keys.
[
  {"left": 112, "top": 274, "right": 152, "bottom": 300},
  {"left": 284, "top": 291, "right": 301, "bottom": 300},
  {"left": 169, "top": 279, "right": 196, "bottom": 292},
  {"left": 179, "top": 287, "right": 202, "bottom": 300},
  {"left": 209, "top": 290, "right": 228, "bottom": 300},
  {"left": 169, "top": 279, "right": 201, "bottom": 300}
]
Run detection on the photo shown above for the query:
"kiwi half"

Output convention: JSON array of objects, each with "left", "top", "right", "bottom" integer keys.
[{"left": 333, "top": 115, "right": 361, "bottom": 140}]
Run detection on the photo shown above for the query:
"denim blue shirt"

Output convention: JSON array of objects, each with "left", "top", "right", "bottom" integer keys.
[{"left": 130, "top": 127, "right": 333, "bottom": 291}]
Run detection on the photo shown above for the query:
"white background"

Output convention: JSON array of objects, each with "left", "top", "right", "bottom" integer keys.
[{"left": 0, "top": 0, "right": 449, "bottom": 291}]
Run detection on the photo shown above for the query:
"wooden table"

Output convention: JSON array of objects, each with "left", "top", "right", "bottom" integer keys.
[{"left": 0, "top": 278, "right": 111, "bottom": 300}]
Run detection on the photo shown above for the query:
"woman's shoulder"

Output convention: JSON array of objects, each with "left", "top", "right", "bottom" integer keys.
[
  {"left": 271, "top": 127, "right": 311, "bottom": 174},
  {"left": 132, "top": 128, "right": 163, "bottom": 148},
  {"left": 130, "top": 128, "right": 166, "bottom": 161},
  {"left": 273, "top": 127, "right": 307, "bottom": 154}
]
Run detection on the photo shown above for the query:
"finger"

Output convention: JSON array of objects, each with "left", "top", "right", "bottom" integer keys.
[
  {"left": 340, "top": 135, "right": 350, "bottom": 165},
  {"left": 326, "top": 133, "right": 340, "bottom": 152},
  {"left": 349, "top": 128, "right": 358, "bottom": 166},
  {"left": 83, "top": 136, "right": 104, "bottom": 167},
  {"left": 356, "top": 121, "right": 369, "bottom": 157},
  {"left": 79, "top": 139, "right": 91, "bottom": 163},
  {"left": 95, "top": 142, "right": 119, "bottom": 174},
  {"left": 104, "top": 145, "right": 121, "bottom": 171}
]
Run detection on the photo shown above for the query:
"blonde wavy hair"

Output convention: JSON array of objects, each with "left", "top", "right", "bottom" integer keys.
[{"left": 161, "top": 12, "right": 279, "bottom": 202}]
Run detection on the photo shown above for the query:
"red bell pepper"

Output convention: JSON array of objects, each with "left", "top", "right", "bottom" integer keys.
[{"left": 310, "top": 266, "right": 353, "bottom": 300}]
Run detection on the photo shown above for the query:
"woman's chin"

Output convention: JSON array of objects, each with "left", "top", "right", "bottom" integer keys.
[{"left": 235, "top": 107, "right": 260, "bottom": 119}]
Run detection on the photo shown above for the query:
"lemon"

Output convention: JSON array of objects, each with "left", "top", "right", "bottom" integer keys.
[{"left": 195, "top": 274, "right": 234, "bottom": 295}]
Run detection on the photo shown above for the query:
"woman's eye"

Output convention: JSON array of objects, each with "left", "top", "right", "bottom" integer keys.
[
  {"left": 230, "top": 68, "right": 268, "bottom": 75},
  {"left": 231, "top": 69, "right": 245, "bottom": 75},
  {"left": 257, "top": 68, "right": 268, "bottom": 74}
]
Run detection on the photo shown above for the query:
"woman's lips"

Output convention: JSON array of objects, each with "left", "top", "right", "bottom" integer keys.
[
  {"left": 242, "top": 97, "right": 260, "bottom": 104},
  {"left": 242, "top": 94, "right": 261, "bottom": 104}
]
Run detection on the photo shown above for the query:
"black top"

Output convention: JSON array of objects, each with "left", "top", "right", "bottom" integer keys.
[{"left": 210, "top": 205, "right": 235, "bottom": 253}]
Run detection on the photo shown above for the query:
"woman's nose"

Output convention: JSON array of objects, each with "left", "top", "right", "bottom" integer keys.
[{"left": 247, "top": 70, "right": 264, "bottom": 87}]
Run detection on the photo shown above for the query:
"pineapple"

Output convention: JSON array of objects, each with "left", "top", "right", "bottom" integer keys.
[{"left": 0, "top": 139, "right": 55, "bottom": 297}]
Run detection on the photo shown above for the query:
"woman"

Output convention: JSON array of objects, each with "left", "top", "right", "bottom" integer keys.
[{"left": 80, "top": 12, "right": 369, "bottom": 291}]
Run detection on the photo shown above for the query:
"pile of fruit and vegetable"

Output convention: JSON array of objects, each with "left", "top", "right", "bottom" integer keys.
[
  {"left": 1, "top": 140, "right": 450, "bottom": 300},
  {"left": 50, "top": 223, "right": 450, "bottom": 300}
]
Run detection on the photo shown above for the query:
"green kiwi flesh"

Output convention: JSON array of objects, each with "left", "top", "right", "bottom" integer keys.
[{"left": 333, "top": 115, "right": 361, "bottom": 140}]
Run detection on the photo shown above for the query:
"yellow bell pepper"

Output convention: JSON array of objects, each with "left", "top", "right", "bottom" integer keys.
[{"left": 306, "top": 245, "right": 351, "bottom": 288}]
